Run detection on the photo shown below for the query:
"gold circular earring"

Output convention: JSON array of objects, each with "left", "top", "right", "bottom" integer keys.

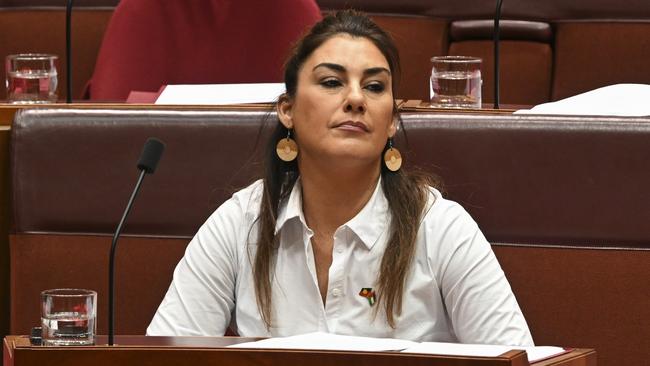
[
  {"left": 383, "top": 138, "right": 402, "bottom": 172},
  {"left": 276, "top": 129, "right": 298, "bottom": 162}
]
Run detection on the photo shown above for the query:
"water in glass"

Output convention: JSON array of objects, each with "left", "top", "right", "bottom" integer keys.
[
  {"left": 431, "top": 70, "right": 481, "bottom": 108},
  {"left": 6, "top": 70, "right": 57, "bottom": 104},
  {"left": 42, "top": 312, "right": 95, "bottom": 346}
]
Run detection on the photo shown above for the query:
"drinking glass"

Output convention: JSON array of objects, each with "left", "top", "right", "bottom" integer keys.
[
  {"left": 5, "top": 54, "right": 58, "bottom": 104},
  {"left": 41, "top": 289, "right": 97, "bottom": 346},
  {"left": 430, "top": 56, "right": 482, "bottom": 109}
]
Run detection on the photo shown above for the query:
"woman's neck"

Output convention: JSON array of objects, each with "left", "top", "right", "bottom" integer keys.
[{"left": 299, "top": 160, "right": 381, "bottom": 235}]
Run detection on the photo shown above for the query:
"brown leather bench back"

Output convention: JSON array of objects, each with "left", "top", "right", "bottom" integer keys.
[
  {"left": 11, "top": 109, "right": 267, "bottom": 236},
  {"left": 9, "top": 108, "right": 650, "bottom": 366},
  {"left": 402, "top": 112, "right": 650, "bottom": 246}
]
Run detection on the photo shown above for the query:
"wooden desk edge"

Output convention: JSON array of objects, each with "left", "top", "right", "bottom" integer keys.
[
  {"left": 4, "top": 336, "right": 594, "bottom": 366},
  {"left": 532, "top": 348, "right": 596, "bottom": 366}
]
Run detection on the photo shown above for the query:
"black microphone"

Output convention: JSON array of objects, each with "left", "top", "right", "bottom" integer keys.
[
  {"left": 494, "top": 0, "right": 504, "bottom": 109},
  {"left": 65, "top": 0, "right": 74, "bottom": 103},
  {"left": 108, "top": 137, "right": 165, "bottom": 346}
]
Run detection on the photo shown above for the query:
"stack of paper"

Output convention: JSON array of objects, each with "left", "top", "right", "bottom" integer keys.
[
  {"left": 229, "top": 332, "right": 416, "bottom": 352},
  {"left": 515, "top": 83, "right": 650, "bottom": 116},
  {"left": 228, "top": 332, "right": 567, "bottom": 363},
  {"left": 154, "top": 83, "right": 285, "bottom": 105}
]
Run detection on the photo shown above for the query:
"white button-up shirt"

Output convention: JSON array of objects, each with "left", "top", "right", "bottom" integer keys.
[{"left": 147, "top": 179, "right": 533, "bottom": 346}]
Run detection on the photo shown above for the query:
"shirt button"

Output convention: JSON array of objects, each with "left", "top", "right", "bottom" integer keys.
[
  {"left": 336, "top": 246, "right": 343, "bottom": 253},
  {"left": 332, "top": 288, "right": 341, "bottom": 297}
]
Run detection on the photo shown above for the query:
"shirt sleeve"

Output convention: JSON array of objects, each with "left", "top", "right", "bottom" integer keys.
[
  {"left": 427, "top": 195, "right": 534, "bottom": 346},
  {"left": 146, "top": 184, "right": 257, "bottom": 336}
]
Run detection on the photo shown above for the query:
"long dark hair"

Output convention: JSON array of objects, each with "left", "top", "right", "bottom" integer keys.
[{"left": 253, "top": 10, "right": 436, "bottom": 329}]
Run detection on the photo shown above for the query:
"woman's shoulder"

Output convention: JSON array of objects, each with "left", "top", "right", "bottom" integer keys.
[
  {"left": 231, "top": 179, "right": 265, "bottom": 208},
  {"left": 420, "top": 186, "right": 481, "bottom": 235},
  {"left": 418, "top": 186, "right": 491, "bottom": 268},
  {"left": 425, "top": 187, "right": 473, "bottom": 217},
  {"left": 192, "top": 180, "right": 264, "bottom": 256},
  {"left": 206, "top": 179, "right": 264, "bottom": 224}
]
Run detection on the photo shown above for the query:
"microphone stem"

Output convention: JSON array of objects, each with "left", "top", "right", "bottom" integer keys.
[
  {"left": 65, "top": 0, "right": 74, "bottom": 103},
  {"left": 108, "top": 169, "right": 147, "bottom": 346},
  {"left": 494, "top": 0, "right": 503, "bottom": 109}
]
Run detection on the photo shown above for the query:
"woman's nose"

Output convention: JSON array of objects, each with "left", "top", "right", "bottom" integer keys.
[{"left": 344, "top": 85, "right": 366, "bottom": 113}]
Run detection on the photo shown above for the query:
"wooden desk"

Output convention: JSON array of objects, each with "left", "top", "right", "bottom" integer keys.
[{"left": 3, "top": 335, "right": 595, "bottom": 366}]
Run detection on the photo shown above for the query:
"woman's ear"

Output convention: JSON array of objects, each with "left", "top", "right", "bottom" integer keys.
[
  {"left": 387, "top": 116, "right": 398, "bottom": 138},
  {"left": 277, "top": 93, "right": 294, "bottom": 129}
]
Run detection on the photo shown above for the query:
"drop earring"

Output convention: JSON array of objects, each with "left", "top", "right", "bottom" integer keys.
[
  {"left": 383, "top": 138, "right": 402, "bottom": 172},
  {"left": 276, "top": 129, "right": 298, "bottom": 162}
]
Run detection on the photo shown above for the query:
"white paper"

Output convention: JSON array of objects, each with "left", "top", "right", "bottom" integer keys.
[
  {"left": 155, "top": 83, "right": 285, "bottom": 105},
  {"left": 515, "top": 84, "right": 650, "bottom": 116},
  {"left": 227, "top": 332, "right": 417, "bottom": 352},
  {"left": 402, "top": 342, "right": 566, "bottom": 363},
  {"left": 523, "top": 346, "right": 568, "bottom": 363}
]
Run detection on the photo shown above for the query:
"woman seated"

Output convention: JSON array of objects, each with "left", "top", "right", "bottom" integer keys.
[{"left": 147, "top": 10, "right": 533, "bottom": 346}]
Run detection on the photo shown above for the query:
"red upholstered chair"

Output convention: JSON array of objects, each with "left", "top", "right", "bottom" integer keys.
[{"left": 86, "top": 0, "right": 321, "bottom": 101}]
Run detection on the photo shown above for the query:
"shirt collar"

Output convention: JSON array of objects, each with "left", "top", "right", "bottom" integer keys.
[
  {"left": 274, "top": 177, "right": 390, "bottom": 250},
  {"left": 344, "top": 177, "right": 389, "bottom": 250},
  {"left": 275, "top": 178, "right": 307, "bottom": 235}
]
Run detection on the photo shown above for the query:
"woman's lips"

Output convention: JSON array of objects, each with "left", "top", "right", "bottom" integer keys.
[{"left": 334, "top": 121, "right": 369, "bottom": 132}]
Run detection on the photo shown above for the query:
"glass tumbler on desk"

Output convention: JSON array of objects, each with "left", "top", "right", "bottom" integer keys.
[
  {"left": 430, "top": 56, "right": 482, "bottom": 109},
  {"left": 41, "top": 288, "right": 97, "bottom": 346},
  {"left": 5, "top": 54, "right": 58, "bottom": 104}
]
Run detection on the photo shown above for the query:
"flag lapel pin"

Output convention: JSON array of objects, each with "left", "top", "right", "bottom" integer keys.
[{"left": 358, "top": 287, "right": 376, "bottom": 306}]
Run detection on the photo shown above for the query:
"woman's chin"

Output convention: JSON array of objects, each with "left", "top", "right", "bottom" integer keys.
[{"left": 301, "top": 151, "right": 381, "bottom": 171}]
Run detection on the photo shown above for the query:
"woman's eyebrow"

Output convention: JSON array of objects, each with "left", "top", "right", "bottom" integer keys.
[
  {"left": 313, "top": 63, "right": 391, "bottom": 77},
  {"left": 364, "top": 67, "right": 391, "bottom": 77},
  {"left": 313, "top": 62, "right": 345, "bottom": 72}
]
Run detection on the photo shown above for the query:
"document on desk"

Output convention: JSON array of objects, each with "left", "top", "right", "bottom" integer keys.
[
  {"left": 228, "top": 332, "right": 567, "bottom": 362},
  {"left": 401, "top": 342, "right": 568, "bottom": 363},
  {"left": 154, "top": 83, "right": 285, "bottom": 105},
  {"left": 227, "top": 332, "right": 417, "bottom": 352},
  {"left": 515, "top": 83, "right": 650, "bottom": 116}
]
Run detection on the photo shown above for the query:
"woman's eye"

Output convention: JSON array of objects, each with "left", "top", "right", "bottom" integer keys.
[
  {"left": 365, "top": 82, "right": 385, "bottom": 93},
  {"left": 321, "top": 79, "right": 342, "bottom": 88}
]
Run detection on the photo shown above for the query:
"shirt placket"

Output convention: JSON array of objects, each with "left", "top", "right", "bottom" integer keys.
[
  {"left": 323, "top": 228, "right": 348, "bottom": 332},
  {"left": 302, "top": 226, "right": 330, "bottom": 332}
]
